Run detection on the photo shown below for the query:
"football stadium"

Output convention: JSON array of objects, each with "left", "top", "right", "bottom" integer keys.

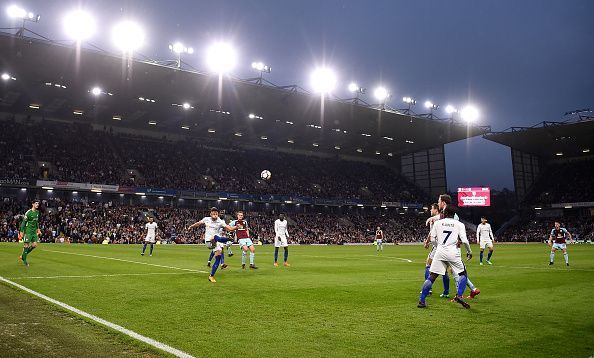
[{"left": 1, "top": 2, "right": 593, "bottom": 357}]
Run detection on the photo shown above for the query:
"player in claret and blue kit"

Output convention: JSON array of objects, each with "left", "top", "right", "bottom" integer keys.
[
  {"left": 548, "top": 221, "right": 572, "bottom": 266},
  {"left": 230, "top": 211, "right": 258, "bottom": 269}
]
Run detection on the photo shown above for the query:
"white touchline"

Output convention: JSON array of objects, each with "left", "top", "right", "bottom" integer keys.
[
  {"left": 43, "top": 249, "right": 209, "bottom": 274},
  {"left": 300, "top": 254, "right": 413, "bottom": 263},
  {"left": 9, "top": 272, "right": 197, "bottom": 280},
  {"left": 0, "top": 276, "right": 196, "bottom": 358}
]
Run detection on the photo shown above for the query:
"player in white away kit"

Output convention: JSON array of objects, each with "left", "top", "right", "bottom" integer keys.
[
  {"left": 418, "top": 206, "right": 472, "bottom": 309},
  {"left": 375, "top": 227, "right": 384, "bottom": 253},
  {"left": 141, "top": 216, "right": 158, "bottom": 257},
  {"left": 423, "top": 203, "right": 450, "bottom": 297},
  {"left": 549, "top": 221, "right": 572, "bottom": 266},
  {"left": 187, "top": 207, "right": 236, "bottom": 283},
  {"left": 274, "top": 213, "right": 290, "bottom": 267},
  {"left": 477, "top": 216, "right": 495, "bottom": 265}
]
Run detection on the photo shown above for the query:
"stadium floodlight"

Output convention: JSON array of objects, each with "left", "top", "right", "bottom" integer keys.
[
  {"left": 169, "top": 41, "right": 193, "bottom": 54},
  {"left": 424, "top": 100, "right": 439, "bottom": 110},
  {"left": 112, "top": 20, "right": 145, "bottom": 53},
  {"left": 182, "top": 102, "right": 191, "bottom": 110},
  {"left": 310, "top": 67, "right": 337, "bottom": 94},
  {"left": 348, "top": 82, "right": 365, "bottom": 94},
  {"left": 373, "top": 86, "right": 390, "bottom": 102},
  {"left": 90, "top": 86, "right": 102, "bottom": 96},
  {"left": 63, "top": 9, "right": 95, "bottom": 41},
  {"left": 460, "top": 105, "right": 479, "bottom": 123},
  {"left": 1, "top": 73, "right": 11, "bottom": 81},
  {"left": 7, "top": 5, "right": 39, "bottom": 21},
  {"left": 402, "top": 96, "right": 416, "bottom": 105},
  {"left": 251, "top": 61, "right": 271, "bottom": 73},
  {"left": 206, "top": 42, "right": 237, "bottom": 74},
  {"left": 445, "top": 104, "right": 458, "bottom": 114}
]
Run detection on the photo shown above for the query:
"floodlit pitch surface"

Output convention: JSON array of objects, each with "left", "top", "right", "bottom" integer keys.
[{"left": 1, "top": 243, "right": 592, "bottom": 357}]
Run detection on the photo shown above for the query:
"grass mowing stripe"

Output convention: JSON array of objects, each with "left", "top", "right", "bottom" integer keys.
[
  {"left": 44, "top": 249, "right": 209, "bottom": 274},
  {"left": 8, "top": 272, "right": 198, "bottom": 280},
  {"left": 0, "top": 276, "right": 196, "bottom": 358}
]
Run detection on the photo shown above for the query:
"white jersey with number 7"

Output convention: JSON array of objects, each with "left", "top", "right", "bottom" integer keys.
[{"left": 430, "top": 218, "right": 469, "bottom": 260}]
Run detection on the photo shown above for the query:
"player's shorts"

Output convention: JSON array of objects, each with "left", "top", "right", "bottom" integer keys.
[
  {"left": 144, "top": 236, "right": 156, "bottom": 243},
  {"left": 479, "top": 239, "right": 493, "bottom": 250},
  {"left": 427, "top": 246, "right": 436, "bottom": 261},
  {"left": 23, "top": 234, "right": 39, "bottom": 243},
  {"left": 429, "top": 252, "right": 466, "bottom": 275},
  {"left": 552, "top": 243, "right": 566, "bottom": 250},
  {"left": 238, "top": 238, "right": 254, "bottom": 248},
  {"left": 274, "top": 236, "right": 288, "bottom": 248},
  {"left": 376, "top": 239, "right": 383, "bottom": 245}
]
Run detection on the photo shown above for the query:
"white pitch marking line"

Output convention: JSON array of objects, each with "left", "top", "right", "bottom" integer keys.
[
  {"left": 299, "top": 254, "right": 413, "bottom": 263},
  {"left": 43, "top": 249, "right": 209, "bottom": 274},
  {"left": 0, "top": 276, "right": 196, "bottom": 358},
  {"left": 8, "top": 272, "right": 196, "bottom": 280}
]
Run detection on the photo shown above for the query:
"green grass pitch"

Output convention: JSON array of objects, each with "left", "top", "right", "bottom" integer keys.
[{"left": 1, "top": 243, "right": 593, "bottom": 357}]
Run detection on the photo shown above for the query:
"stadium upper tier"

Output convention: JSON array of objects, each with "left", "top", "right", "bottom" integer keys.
[
  {"left": 0, "top": 32, "right": 487, "bottom": 158},
  {"left": 0, "top": 119, "right": 426, "bottom": 203}
]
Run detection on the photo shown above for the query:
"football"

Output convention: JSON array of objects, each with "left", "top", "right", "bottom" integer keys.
[{"left": 261, "top": 169, "right": 272, "bottom": 180}]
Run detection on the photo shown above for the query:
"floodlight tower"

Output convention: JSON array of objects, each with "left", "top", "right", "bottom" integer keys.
[
  {"left": 169, "top": 42, "right": 194, "bottom": 69},
  {"left": 373, "top": 86, "right": 391, "bottom": 110},
  {"left": 347, "top": 82, "right": 366, "bottom": 104},
  {"left": 401, "top": 96, "right": 417, "bottom": 114},
  {"left": 6, "top": 5, "right": 41, "bottom": 37}
]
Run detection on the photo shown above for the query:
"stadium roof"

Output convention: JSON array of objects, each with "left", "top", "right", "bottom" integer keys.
[
  {"left": 484, "top": 116, "right": 594, "bottom": 158},
  {"left": 0, "top": 32, "right": 488, "bottom": 158}
]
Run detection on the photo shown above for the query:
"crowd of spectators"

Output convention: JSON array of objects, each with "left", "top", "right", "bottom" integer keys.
[
  {"left": 1, "top": 198, "right": 438, "bottom": 245},
  {"left": 498, "top": 215, "right": 593, "bottom": 243},
  {"left": 526, "top": 159, "right": 594, "bottom": 205},
  {"left": 0, "top": 119, "right": 425, "bottom": 203}
]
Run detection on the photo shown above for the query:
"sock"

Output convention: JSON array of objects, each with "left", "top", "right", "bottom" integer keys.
[
  {"left": 442, "top": 273, "right": 450, "bottom": 295},
  {"left": 550, "top": 251, "right": 555, "bottom": 263},
  {"left": 424, "top": 266, "right": 430, "bottom": 280},
  {"left": 210, "top": 255, "right": 221, "bottom": 276},
  {"left": 274, "top": 247, "right": 279, "bottom": 262},
  {"left": 457, "top": 274, "right": 468, "bottom": 297},
  {"left": 479, "top": 251, "right": 484, "bottom": 263},
  {"left": 142, "top": 243, "right": 147, "bottom": 253},
  {"left": 149, "top": 244, "right": 153, "bottom": 255},
  {"left": 27, "top": 246, "right": 36, "bottom": 254},
  {"left": 466, "top": 277, "right": 476, "bottom": 291},
  {"left": 419, "top": 279, "right": 434, "bottom": 302},
  {"left": 228, "top": 247, "right": 233, "bottom": 255},
  {"left": 249, "top": 252, "right": 255, "bottom": 265},
  {"left": 452, "top": 271, "right": 460, "bottom": 289},
  {"left": 487, "top": 250, "right": 493, "bottom": 261},
  {"left": 208, "top": 250, "right": 215, "bottom": 262},
  {"left": 21, "top": 246, "right": 28, "bottom": 261},
  {"left": 284, "top": 247, "right": 289, "bottom": 262},
  {"left": 563, "top": 252, "right": 568, "bottom": 264},
  {"left": 242, "top": 251, "right": 246, "bottom": 265}
]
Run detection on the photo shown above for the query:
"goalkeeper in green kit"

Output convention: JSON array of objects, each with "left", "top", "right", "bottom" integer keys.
[{"left": 19, "top": 199, "right": 41, "bottom": 266}]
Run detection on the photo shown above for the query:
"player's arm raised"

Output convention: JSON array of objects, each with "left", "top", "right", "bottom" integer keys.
[
  {"left": 186, "top": 220, "right": 204, "bottom": 231},
  {"left": 565, "top": 228, "right": 573, "bottom": 243}
]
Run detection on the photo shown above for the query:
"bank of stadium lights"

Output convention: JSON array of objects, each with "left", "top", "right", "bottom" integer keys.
[
  {"left": 112, "top": 115, "right": 122, "bottom": 121},
  {"left": 1, "top": 73, "right": 16, "bottom": 81},
  {"left": 90, "top": 87, "right": 113, "bottom": 96},
  {"left": 63, "top": 9, "right": 95, "bottom": 42},
  {"left": 287, "top": 139, "right": 295, "bottom": 144},
  {"left": 356, "top": 148, "right": 363, "bottom": 153},
  {"left": 169, "top": 41, "right": 194, "bottom": 69},
  {"left": 251, "top": 62, "right": 271, "bottom": 73},
  {"left": 112, "top": 20, "right": 145, "bottom": 53},
  {"left": 402, "top": 97, "right": 416, "bottom": 105},
  {"left": 148, "top": 121, "right": 157, "bottom": 125},
  {"left": 424, "top": 100, "right": 439, "bottom": 111},
  {"left": 460, "top": 105, "right": 479, "bottom": 123},
  {"left": 181, "top": 125, "right": 190, "bottom": 130},
  {"left": 312, "top": 143, "right": 319, "bottom": 147},
  {"left": 138, "top": 97, "right": 156, "bottom": 103},
  {"left": 172, "top": 102, "right": 193, "bottom": 109},
  {"left": 310, "top": 67, "right": 337, "bottom": 94},
  {"left": 584, "top": 149, "right": 591, "bottom": 153},
  {"left": 208, "top": 128, "right": 216, "bottom": 133},
  {"left": 206, "top": 42, "right": 237, "bottom": 74},
  {"left": 445, "top": 105, "right": 458, "bottom": 114},
  {"left": 260, "top": 136, "right": 268, "bottom": 140},
  {"left": 373, "top": 86, "right": 390, "bottom": 102},
  {"left": 6, "top": 4, "right": 40, "bottom": 22},
  {"left": 248, "top": 113, "right": 263, "bottom": 119},
  {"left": 348, "top": 82, "right": 365, "bottom": 94},
  {"left": 45, "top": 82, "right": 67, "bottom": 88}
]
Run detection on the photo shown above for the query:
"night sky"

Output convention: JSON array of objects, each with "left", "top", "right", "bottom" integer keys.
[{"left": 7, "top": 0, "right": 594, "bottom": 191}]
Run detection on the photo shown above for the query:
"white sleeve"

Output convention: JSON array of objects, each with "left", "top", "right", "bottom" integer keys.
[
  {"left": 430, "top": 222, "right": 438, "bottom": 240},
  {"left": 476, "top": 225, "right": 480, "bottom": 240},
  {"left": 274, "top": 220, "right": 279, "bottom": 236},
  {"left": 285, "top": 224, "right": 289, "bottom": 237}
]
